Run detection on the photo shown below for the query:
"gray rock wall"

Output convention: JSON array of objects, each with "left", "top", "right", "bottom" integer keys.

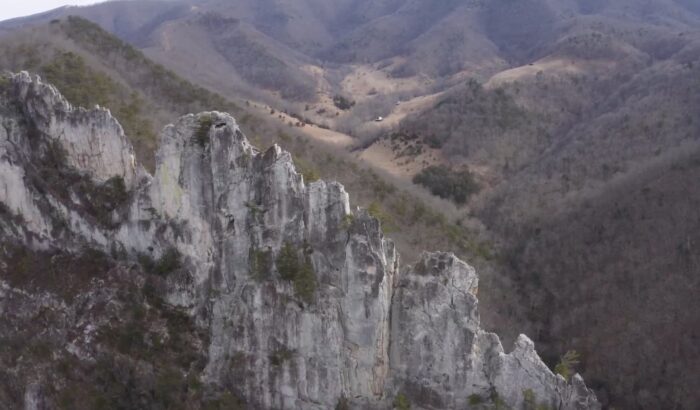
[{"left": 0, "top": 72, "right": 600, "bottom": 409}]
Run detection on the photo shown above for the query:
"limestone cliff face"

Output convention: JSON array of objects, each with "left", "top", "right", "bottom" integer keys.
[
  {"left": 390, "top": 253, "right": 598, "bottom": 409},
  {"left": 0, "top": 73, "right": 600, "bottom": 409},
  {"left": 11, "top": 71, "right": 139, "bottom": 187}
]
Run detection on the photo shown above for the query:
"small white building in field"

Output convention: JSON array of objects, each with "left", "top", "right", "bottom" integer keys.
[{"left": 375, "top": 116, "right": 384, "bottom": 122}]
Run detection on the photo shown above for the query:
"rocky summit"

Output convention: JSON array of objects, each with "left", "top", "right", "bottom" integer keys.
[{"left": 0, "top": 72, "right": 600, "bottom": 409}]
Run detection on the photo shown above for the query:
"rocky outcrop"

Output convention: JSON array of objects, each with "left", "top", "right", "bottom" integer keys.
[
  {"left": 11, "top": 71, "right": 139, "bottom": 187},
  {"left": 390, "top": 253, "right": 599, "bottom": 409},
  {"left": 0, "top": 72, "right": 600, "bottom": 409},
  {"left": 0, "top": 72, "right": 141, "bottom": 248}
]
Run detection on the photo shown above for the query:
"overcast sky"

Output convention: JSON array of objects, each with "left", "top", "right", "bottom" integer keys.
[{"left": 0, "top": 1, "right": 107, "bottom": 22}]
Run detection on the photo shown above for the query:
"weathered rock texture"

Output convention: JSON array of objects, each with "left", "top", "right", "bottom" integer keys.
[{"left": 0, "top": 73, "right": 600, "bottom": 409}]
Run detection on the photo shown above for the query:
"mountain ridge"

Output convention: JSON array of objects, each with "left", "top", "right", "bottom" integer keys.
[{"left": 0, "top": 71, "right": 600, "bottom": 409}]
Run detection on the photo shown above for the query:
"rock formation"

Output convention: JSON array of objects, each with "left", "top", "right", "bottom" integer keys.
[{"left": 0, "top": 72, "right": 600, "bottom": 409}]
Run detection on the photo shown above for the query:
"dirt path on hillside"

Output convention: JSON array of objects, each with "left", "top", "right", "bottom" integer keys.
[
  {"left": 340, "top": 64, "right": 425, "bottom": 102},
  {"left": 250, "top": 103, "right": 353, "bottom": 147},
  {"left": 357, "top": 139, "right": 442, "bottom": 179},
  {"left": 250, "top": 102, "right": 440, "bottom": 179},
  {"left": 246, "top": 64, "right": 447, "bottom": 181},
  {"left": 379, "top": 91, "right": 444, "bottom": 128}
]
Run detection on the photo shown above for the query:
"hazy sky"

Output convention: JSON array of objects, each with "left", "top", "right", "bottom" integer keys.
[{"left": 0, "top": 1, "right": 107, "bottom": 22}]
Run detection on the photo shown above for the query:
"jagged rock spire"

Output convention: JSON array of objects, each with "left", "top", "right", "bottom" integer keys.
[{"left": 0, "top": 73, "right": 600, "bottom": 409}]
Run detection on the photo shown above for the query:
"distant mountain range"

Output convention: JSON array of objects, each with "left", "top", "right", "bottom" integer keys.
[{"left": 4, "top": 0, "right": 698, "bottom": 104}]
